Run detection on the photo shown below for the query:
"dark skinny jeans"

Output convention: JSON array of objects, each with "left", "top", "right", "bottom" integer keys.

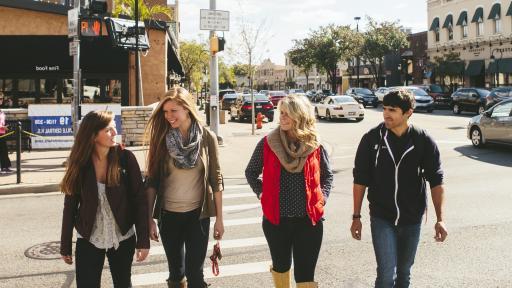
[{"left": 262, "top": 216, "right": 323, "bottom": 283}]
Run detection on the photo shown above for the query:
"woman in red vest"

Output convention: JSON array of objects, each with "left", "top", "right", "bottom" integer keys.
[{"left": 245, "top": 95, "right": 333, "bottom": 288}]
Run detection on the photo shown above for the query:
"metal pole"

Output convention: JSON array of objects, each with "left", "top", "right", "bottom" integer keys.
[
  {"left": 16, "top": 121, "right": 21, "bottom": 184},
  {"left": 71, "top": 0, "right": 81, "bottom": 137},
  {"left": 135, "top": 0, "right": 140, "bottom": 106},
  {"left": 209, "top": 0, "right": 221, "bottom": 142},
  {"left": 355, "top": 16, "right": 361, "bottom": 88},
  {"left": 250, "top": 53, "right": 255, "bottom": 135}
]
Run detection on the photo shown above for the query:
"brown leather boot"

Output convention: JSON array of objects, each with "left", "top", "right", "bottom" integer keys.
[
  {"left": 270, "top": 266, "right": 291, "bottom": 288},
  {"left": 166, "top": 278, "right": 187, "bottom": 288},
  {"left": 296, "top": 282, "right": 318, "bottom": 288}
]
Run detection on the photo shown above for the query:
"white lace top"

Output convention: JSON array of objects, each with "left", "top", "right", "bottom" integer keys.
[{"left": 77, "top": 182, "right": 135, "bottom": 250}]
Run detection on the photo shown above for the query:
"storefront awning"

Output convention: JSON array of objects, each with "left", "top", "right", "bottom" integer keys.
[
  {"left": 488, "top": 3, "right": 501, "bottom": 20},
  {"left": 507, "top": 2, "right": 512, "bottom": 16},
  {"left": 167, "top": 38, "right": 184, "bottom": 77},
  {"left": 429, "top": 17, "right": 440, "bottom": 31},
  {"left": 465, "top": 60, "right": 485, "bottom": 76},
  {"left": 456, "top": 11, "right": 468, "bottom": 26},
  {"left": 488, "top": 58, "right": 512, "bottom": 74},
  {"left": 442, "top": 14, "right": 453, "bottom": 28},
  {"left": 471, "top": 7, "right": 484, "bottom": 23},
  {"left": 439, "top": 61, "right": 465, "bottom": 76}
]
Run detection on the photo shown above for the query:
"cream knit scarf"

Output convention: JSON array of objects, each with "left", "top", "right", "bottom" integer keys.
[{"left": 266, "top": 127, "right": 318, "bottom": 173}]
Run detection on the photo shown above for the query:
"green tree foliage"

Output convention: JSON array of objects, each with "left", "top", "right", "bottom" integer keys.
[
  {"left": 232, "top": 63, "right": 251, "bottom": 77},
  {"left": 288, "top": 39, "right": 316, "bottom": 89},
  {"left": 219, "top": 60, "right": 236, "bottom": 89},
  {"left": 361, "top": 17, "right": 408, "bottom": 86},
  {"left": 179, "top": 41, "right": 209, "bottom": 91},
  {"left": 432, "top": 52, "right": 464, "bottom": 85},
  {"left": 112, "top": 0, "right": 173, "bottom": 21},
  {"left": 309, "top": 25, "right": 362, "bottom": 93}
]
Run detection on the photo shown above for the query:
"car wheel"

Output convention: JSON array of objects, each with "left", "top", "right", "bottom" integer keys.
[
  {"left": 477, "top": 105, "right": 485, "bottom": 115},
  {"left": 356, "top": 117, "right": 364, "bottom": 122},
  {"left": 470, "top": 127, "right": 485, "bottom": 148},
  {"left": 427, "top": 109, "right": 434, "bottom": 113},
  {"left": 237, "top": 112, "right": 243, "bottom": 122},
  {"left": 452, "top": 104, "right": 461, "bottom": 114},
  {"left": 230, "top": 112, "right": 235, "bottom": 121},
  {"left": 315, "top": 108, "right": 320, "bottom": 119},
  {"left": 373, "top": 103, "right": 378, "bottom": 108},
  {"left": 326, "top": 110, "right": 332, "bottom": 121},
  {"left": 268, "top": 116, "right": 273, "bottom": 122}
]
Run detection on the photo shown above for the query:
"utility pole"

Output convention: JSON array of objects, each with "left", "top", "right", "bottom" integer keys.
[
  {"left": 135, "top": 0, "right": 140, "bottom": 106},
  {"left": 209, "top": 0, "right": 221, "bottom": 141},
  {"left": 70, "top": 0, "right": 81, "bottom": 137},
  {"left": 354, "top": 16, "right": 361, "bottom": 88}
]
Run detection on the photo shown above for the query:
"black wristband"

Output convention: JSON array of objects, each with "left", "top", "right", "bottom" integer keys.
[{"left": 352, "top": 214, "right": 361, "bottom": 220}]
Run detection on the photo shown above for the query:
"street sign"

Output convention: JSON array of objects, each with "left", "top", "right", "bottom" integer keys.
[
  {"left": 200, "top": 9, "right": 229, "bottom": 31},
  {"left": 68, "top": 8, "right": 79, "bottom": 38},
  {"left": 69, "top": 41, "right": 78, "bottom": 56}
]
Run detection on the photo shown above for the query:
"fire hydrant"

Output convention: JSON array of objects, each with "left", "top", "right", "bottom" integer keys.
[{"left": 256, "top": 112, "right": 265, "bottom": 129}]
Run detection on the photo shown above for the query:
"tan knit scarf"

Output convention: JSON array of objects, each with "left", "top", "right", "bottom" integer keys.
[{"left": 266, "top": 128, "right": 318, "bottom": 173}]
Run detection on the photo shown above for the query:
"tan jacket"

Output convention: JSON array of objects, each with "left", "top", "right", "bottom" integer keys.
[{"left": 148, "top": 126, "right": 223, "bottom": 220}]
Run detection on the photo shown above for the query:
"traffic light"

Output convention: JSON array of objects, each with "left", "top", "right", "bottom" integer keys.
[
  {"left": 218, "top": 37, "right": 225, "bottom": 52},
  {"left": 80, "top": 17, "right": 102, "bottom": 37},
  {"left": 210, "top": 36, "right": 226, "bottom": 53}
]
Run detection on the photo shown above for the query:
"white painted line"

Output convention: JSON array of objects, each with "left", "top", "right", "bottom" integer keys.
[
  {"left": 211, "top": 217, "right": 261, "bottom": 227},
  {"left": 436, "top": 140, "right": 469, "bottom": 144},
  {"left": 149, "top": 237, "right": 267, "bottom": 256},
  {"left": 224, "top": 184, "right": 250, "bottom": 190},
  {"left": 0, "top": 192, "right": 61, "bottom": 199},
  {"left": 132, "top": 261, "right": 272, "bottom": 286},
  {"left": 224, "top": 203, "right": 260, "bottom": 211},
  {"left": 223, "top": 193, "right": 255, "bottom": 199},
  {"left": 331, "top": 155, "right": 355, "bottom": 159}
]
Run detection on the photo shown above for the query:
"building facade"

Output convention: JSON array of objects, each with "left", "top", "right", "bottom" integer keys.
[
  {"left": 284, "top": 53, "right": 333, "bottom": 92},
  {"left": 254, "top": 59, "right": 286, "bottom": 91},
  {"left": 0, "top": 0, "right": 183, "bottom": 107},
  {"left": 428, "top": 0, "right": 512, "bottom": 88}
]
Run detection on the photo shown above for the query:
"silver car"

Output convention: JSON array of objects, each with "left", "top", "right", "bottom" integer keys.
[{"left": 467, "top": 99, "right": 512, "bottom": 148}]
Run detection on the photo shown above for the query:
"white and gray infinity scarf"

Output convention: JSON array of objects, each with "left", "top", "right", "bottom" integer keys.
[{"left": 165, "top": 120, "right": 202, "bottom": 169}]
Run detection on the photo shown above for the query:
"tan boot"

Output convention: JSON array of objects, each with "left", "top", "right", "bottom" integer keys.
[
  {"left": 296, "top": 282, "right": 318, "bottom": 288},
  {"left": 166, "top": 278, "right": 187, "bottom": 288},
  {"left": 270, "top": 266, "right": 291, "bottom": 288}
]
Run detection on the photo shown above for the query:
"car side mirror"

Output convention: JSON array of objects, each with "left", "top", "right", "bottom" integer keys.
[{"left": 471, "top": 93, "right": 478, "bottom": 98}]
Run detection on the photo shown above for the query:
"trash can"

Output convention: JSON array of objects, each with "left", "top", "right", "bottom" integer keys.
[{"left": 205, "top": 102, "right": 210, "bottom": 126}]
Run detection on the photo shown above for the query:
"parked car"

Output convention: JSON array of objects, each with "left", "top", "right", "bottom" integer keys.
[
  {"left": 287, "top": 89, "right": 305, "bottom": 94},
  {"left": 389, "top": 86, "right": 434, "bottom": 112},
  {"left": 345, "top": 88, "right": 379, "bottom": 107},
  {"left": 451, "top": 88, "right": 490, "bottom": 115},
  {"left": 220, "top": 93, "right": 238, "bottom": 110},
  {"left": 485, "top": 86, "right": 512, "bottom": 109},
  {"left": 314, "top": 95, "right": 365, "bottom": 122},
  {"left": 375, "top": 87, "right": 390, "bottom": 102},
  {"left": 258, "top": 90, "right": 269, "bottom": 97},
  {"left": 410, "top": 84, "right": 451, "bottom": 107},
  {"left": 467, "top": 99, "right": 512, "bottom": 148},
  {"left": 230, "top": 93, "right": 274, "bottom": 122},
  {"left": 268, "top": 91, "right": 287, "bottom": 106},
  {"left": 219, "top": 89, "right": 236, "bottom": 100}
]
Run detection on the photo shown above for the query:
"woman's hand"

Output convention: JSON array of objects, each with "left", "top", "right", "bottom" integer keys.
[
  {"left": 136, "top": 249, "right": 149, "bottom": 262},
  {"left": 213, "top": 219, "right": 224, "bottom": 240},
  {"left": 61, "top": 255, "right": 73, "bottom": 265},
  {"left": 149, "top": 219, "right": 159, "bottom": 242}
]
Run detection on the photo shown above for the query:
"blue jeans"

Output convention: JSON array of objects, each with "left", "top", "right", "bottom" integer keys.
[{"left": 370, "top": 217, "right": 421, "bottom": 288}]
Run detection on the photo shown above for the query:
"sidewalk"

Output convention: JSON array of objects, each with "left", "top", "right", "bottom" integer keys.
[{"left": 0, "top": 114, "right": 277, "bottom": 195}]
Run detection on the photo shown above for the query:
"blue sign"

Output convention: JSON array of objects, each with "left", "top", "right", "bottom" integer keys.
[{"left": 31, "top": 116, "right": 73, "bottom": 137}]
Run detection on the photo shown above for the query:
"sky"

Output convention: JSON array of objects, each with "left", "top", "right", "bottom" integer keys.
[{"left": 173, "top": 0, "right": 428, "bottom": 66}]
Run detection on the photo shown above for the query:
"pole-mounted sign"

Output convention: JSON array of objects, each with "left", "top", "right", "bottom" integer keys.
[
  {"left": 68, "top": 8, "right": 79, "bottom": 38},
  {"left": 200, "top": 9, "right": 230, "bottom": 31}
]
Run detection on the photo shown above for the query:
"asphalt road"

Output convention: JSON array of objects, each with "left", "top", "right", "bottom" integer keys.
[{"left": 1, "top": 107, "right": 511, "bottom": 288}]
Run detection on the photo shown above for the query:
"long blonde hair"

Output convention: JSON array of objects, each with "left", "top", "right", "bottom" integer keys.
[
  {"left": 144, "top": 87, "right": 202, "bottom": 180},
  {"left": 60, "top": 111, "right": 121, "bottom": 195},
  {"left": 277, "top": 94, "right": 319, "bottom": 149}
]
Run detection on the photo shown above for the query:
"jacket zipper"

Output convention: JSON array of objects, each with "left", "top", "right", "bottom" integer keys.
[{"left": 382, "top": 130, "right": 415, "bottom": 225}]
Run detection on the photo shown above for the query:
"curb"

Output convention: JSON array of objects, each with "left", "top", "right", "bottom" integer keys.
[{"left": 0, "top": 183, "right": 60, "bottom": 195}]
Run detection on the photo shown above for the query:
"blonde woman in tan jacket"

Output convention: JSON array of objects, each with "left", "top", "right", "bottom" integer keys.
[{"left": 145, "top": 87, "right": 224, "bottom": 288}]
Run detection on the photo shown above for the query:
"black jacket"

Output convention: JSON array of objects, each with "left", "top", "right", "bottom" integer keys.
[{"left": 353, "top": 123, "right": 444, "bottom": 225}]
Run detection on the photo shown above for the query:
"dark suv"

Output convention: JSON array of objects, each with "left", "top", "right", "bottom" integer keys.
[
  {"left": 486, "top": 87, "right": 512, "bottom": 109},
  {"left": 230, "top": 94, "right": 274, "bottom": 122},
  {"left": 345, "top": 88, "right": 379, "bottom": 107},
  {"left": 411, "top": 84, "right": 450, "bottom": 107},
  {"left": 450, "top": 88, "right": 490, "bottom": 114}
]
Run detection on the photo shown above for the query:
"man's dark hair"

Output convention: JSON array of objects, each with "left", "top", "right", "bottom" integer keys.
[{"left": 383, "top": 89, "right": 415, "bottom": 113}]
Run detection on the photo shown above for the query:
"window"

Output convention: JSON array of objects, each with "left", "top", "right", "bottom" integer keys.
[
  {"left": 435, "top": 29, "right": 440, "bottom": 42},
  {"left": 477, "top": 20, "right": 484, "bottom": 36},
  {"left": 448, "top": 26, "right": 453, "bottom": 40},
  {"left": 495, "top": 18, "right": 502, "bottom": 34},
  {"left": 491, "top": 102, "right": 512, "bottom": 117}
]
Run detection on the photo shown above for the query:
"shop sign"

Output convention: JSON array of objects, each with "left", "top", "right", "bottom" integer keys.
[
  {"left": 28, "top": 104, "right": 122, "bottom": 149},
  {"left": 68, "top": 8, "right": 79, "bottom": 38}
]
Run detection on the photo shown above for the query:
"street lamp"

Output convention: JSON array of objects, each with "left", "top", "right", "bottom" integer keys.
[
  {"left": 490, "top": 48, "right": 503, "bottom": 87},
  {"left": 354, "top": 16, "right": 361, "bottom": 88}
]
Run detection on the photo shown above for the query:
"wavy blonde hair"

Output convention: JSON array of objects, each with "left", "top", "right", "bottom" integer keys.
[
  {"left": 60, "top": 111, "right": 120, "bottom": 195},
  {"left": 277, "top": 94, "right": 319, "bottom": 149},
  {"left": 144, "top": 87, "right": 202, "bottom": 180}
]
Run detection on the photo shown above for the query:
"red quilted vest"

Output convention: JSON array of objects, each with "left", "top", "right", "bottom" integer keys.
[{"left": 261, "top": 137, "right": 324, "bottom": 225}]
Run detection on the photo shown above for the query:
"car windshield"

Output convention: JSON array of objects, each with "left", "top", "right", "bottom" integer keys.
[
  {"left": 223, "top": 94, "right": 237, "bottom": 99},
  {"left": 476, "top": 89, "right": 490, "bottom": 97},
  {"left": 408, "top": 88, "right": 429, "bottom": 96},
  {"left": 430, "top": 85, "right": 443, "bottom": 93},
  {"left": 270, "top": 91, "right": 286, "bottom": 96},
  {"left": 355, "top": 88, "right": 373, "bottom": 95},
  {"left": 244, "top": 94, "right": 268, "bottom": 102},
  {"left": 334, "top": 97, "right": 357, "bottom": 103},
  {"left": 292, "top": 89, "right": 304, "bottom": 93}
]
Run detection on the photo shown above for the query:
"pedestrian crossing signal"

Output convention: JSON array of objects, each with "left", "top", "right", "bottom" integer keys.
[{"left": 81, "top": 17, "right": 102, "bottom": 37}]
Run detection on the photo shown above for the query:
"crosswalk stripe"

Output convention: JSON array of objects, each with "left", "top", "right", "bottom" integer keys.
[
  {"left": 149, "top": 237, "right": 267, "bottom": 256},
  {"left": 224, "top": 203, "right": 260, "bottom": 211},
  {"left": 132, "top": 261, "right": 272, "bottom": 286},
  {"left": 223, "top": 192, "right": 255, "bottom": 199},
  {"left": 223, "top": 184, "right": 250, "bottom": 190},
  {"left": 211, "top": 217, "right": 261, "bottom": 227}
]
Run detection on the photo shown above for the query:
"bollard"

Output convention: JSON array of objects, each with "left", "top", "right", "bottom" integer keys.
[{"left": 16, "top": 121, "right": 21, "bottom": 184}]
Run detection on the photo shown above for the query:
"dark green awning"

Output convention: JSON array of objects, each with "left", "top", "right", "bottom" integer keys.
[
  {"left": 488, "top": 58, "right": 512, "bottom": 74},
  {"left": 507, "top": 2, "right": 512, "bottom": 16},
  {"left": 456, "top": 11, "right": 468, "bottom": 26},
  {"left": 429, "top": 17, "right": 440, "bottom": 31},
  {"left": 466, "top": 60, "right": 485, "bottom": 76},
  {"left": 472, "top": 7, "right": 484, "bottom": 23},
  {"left": 443, "top": 14, "right": 453, "bottom": 28},
  {"left": 488, "top": 3, "right": 501, "bottom": 20},
  {"left": 438, "top": 61, "right": 465, "bottom": 76}
]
